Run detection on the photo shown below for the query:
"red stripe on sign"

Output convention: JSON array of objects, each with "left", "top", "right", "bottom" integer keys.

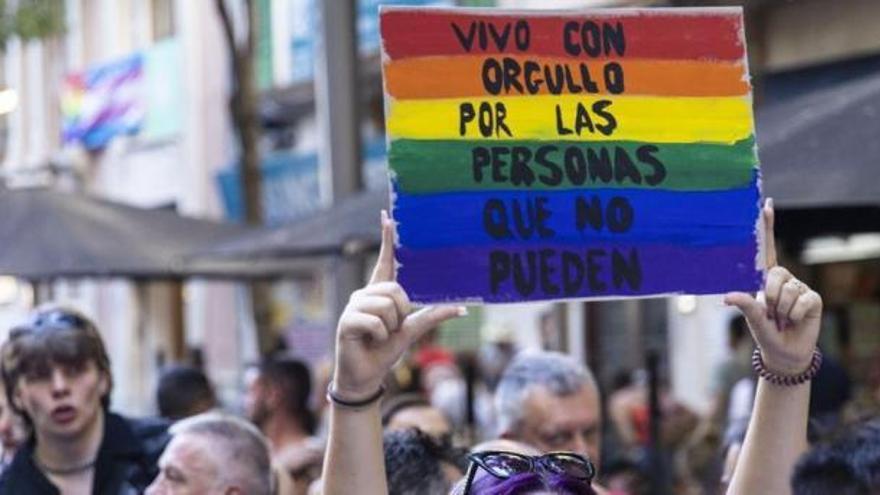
[{"left": 380, "top": 9, "right": 745, "bottom": 62}]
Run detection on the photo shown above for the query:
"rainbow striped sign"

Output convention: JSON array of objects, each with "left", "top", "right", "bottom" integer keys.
[{"left": 380, "top": 7, "right": 763, "bottom": 304}]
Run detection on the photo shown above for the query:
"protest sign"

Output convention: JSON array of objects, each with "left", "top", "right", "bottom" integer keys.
[{"left": 380, "top": 7, "right": 763, "bottom": 303}]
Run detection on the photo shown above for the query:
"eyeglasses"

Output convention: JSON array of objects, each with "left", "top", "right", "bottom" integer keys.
[{"left": 461, "top": 450, "right": 595, "bottom": 494}]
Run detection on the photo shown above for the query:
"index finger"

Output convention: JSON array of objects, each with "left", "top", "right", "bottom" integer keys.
[
  {"left": 369, "top": 210, "right": 395, "bottom": 284},
  {"left": 763, "top": 198, "right": 777, "bottom": 269}
]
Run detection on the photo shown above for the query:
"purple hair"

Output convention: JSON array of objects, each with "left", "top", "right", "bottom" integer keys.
[{"left": 469, "top": 471, "right": 596, "bottom": 495}]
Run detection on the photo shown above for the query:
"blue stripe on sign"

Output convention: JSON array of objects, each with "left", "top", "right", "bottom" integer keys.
[{"left": 392, "top": 180, "right": 759, "bottom": 249}]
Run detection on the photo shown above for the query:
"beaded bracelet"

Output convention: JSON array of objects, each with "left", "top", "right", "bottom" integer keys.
[
  {"left": 327, "top": 383, "right": 386, "bottom": 409},
  {"left": 752, "top": 348, "right": 822, "bottom": 386}
]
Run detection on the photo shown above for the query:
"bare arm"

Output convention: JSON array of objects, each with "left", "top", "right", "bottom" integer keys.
[
  {"left": 725, "top": 202, "right": 822, "bottom": 495},
  {"left": 322, "top": 212, "right": 463, "bottom": 495},
  {"left": 725, "top": 378, "right": 810, "bottom": 494},
  {"left": 322, "top": 403, "right": 385, "bottom": 495}
]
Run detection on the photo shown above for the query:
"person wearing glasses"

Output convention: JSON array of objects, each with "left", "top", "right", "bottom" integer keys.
[
  {"left": 321, "top": 212, "right": 601, "bottom": 495},
  {"left": 455, "top": 450, "right": 597, "bottom": 495},
  {"left": 493, "top": 351, "right": 602, "bottom": 468},
  {"left": 0, "top": 306, "right": 169, "bottom": 494}
]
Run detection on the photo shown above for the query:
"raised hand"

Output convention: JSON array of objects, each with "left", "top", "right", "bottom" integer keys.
[
  {"left": 331, "top": 211, "right": 465, "bottom": 401},
  {"left": 724, "top": 199, "right": 822, "bottom": 375}
]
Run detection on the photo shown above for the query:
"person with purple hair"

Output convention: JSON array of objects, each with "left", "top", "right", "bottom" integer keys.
[
  {"left": 445, "top": 439, "right": 596, "bottom": 495},
  {"left": 456, "top": 450, "right": 597, "bottom": 495}
]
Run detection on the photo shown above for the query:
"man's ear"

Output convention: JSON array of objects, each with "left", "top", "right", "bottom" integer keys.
[{"left": 98, "top": 372, "right": 111, "bottom": 398}]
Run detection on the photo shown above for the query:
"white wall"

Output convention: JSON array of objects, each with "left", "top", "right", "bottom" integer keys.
[
  {"left": 667, "top": 295, "right": 736, "bottom": 415},
  {"left": 482, "top": 301, "right": 553, "bottom": 350}
]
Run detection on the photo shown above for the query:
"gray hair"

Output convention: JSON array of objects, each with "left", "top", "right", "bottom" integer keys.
[
  {"left": 493, "top": 351, "right": 597, "bottom": 435},
  {"left": 170, "top": 412, "right": 273, "bottom": 495}
]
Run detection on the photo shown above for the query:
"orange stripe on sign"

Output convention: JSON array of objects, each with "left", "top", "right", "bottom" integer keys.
[{"left": 383, "top": 56, "right": 750, "bottom": 99}]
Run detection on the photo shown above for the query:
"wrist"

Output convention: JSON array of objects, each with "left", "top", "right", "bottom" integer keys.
[
  {"left": 327, "top": 381, "right": 385, "bottom": 410},
  {"left": 754, "top": 348, "right": 822, "bottom": 387},
  {"left": 759, "top": 350, "right": 814, "bottom": 376}
]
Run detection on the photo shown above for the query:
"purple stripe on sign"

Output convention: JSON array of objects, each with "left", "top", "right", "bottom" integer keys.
[{"left": 397, "top": 242, "right": 761, "bottom": 304}]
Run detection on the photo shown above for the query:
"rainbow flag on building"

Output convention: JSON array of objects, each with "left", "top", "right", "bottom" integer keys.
[
  {"left": 61, "top": 53, "right": 145, "bottom": 150},
  {"left": 380, "top": 7, "right": 763, "bottom": 304}
]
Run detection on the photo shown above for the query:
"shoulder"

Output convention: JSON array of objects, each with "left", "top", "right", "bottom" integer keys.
[
  {"left": 126, "top": 415, "right": 171, "bottom": 440},
  {"left": 106, "top": 412, "right": 171, "bottom": 461},
  {"left": 0, "top": 447, "right": 51, "bottom": 494},
  {"left": 124, "top": 414, "right": 171, "bottom": 458},
  {"left": 0, "top": 466, "right": 15, "bottom": 493},
  {"left": 0, "top": 472, "right": 22, "bottom": 495}
]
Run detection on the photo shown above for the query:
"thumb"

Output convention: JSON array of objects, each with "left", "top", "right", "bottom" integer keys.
[
  {"left": 724, "top": 291, "right": 766, "bottom": 327},
  {"left": 401, "top": 305, "right": 466, "bottom": 343}
]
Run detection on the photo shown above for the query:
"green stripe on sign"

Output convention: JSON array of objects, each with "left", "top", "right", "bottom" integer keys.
[{"left": 389, "top": 138, "right": 757, "bottom": 194}]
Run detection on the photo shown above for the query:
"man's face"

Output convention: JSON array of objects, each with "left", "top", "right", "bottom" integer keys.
[
  {"left": 243, "top": 369, "right": 270, "bottom": 427},
  {"left": 147, "top": 434, "right": 224, "bottom": 495},
  {"left": 516, "top": 385, "right": 602, "bottom": 465},
  {"left": 14, "top": 360, "right": 108, "bottom": 440}
]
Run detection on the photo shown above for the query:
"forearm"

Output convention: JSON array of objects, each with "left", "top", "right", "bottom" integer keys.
[
  {"left": 726, "top": 379, "right": 810, "bottom": 495},
  {"left": 321, "top": 403, "right": 387, "bottom": 495}
]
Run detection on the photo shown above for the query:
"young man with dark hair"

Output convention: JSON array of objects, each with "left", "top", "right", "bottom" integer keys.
[
  {"left": 155, "top": 365, "right": 218, "bottom": 421},
  {"left": 0, "top": 306, "right": 168, "bottom": 494},
  {"left": 243, "top": 357, "right": 323, "bottom": 492}
]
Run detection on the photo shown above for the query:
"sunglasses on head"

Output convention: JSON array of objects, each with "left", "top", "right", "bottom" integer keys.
[
  {"left": 461, "top": 450, "right": 595, "bottom": 494},
  {"left": 10, "top": 309, "right": 90, "bottom": 339}
]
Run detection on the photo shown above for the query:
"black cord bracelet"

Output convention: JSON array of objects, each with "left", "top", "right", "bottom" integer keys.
[{"left": 327, "top": 383, "right": 386, "bottom": 409}]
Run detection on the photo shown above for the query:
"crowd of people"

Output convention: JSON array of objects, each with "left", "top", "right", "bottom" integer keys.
[{"left": 0, "top": 202, "right": 876, "bottom": 494}]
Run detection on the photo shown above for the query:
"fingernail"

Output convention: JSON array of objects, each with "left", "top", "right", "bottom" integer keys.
[
  {"left": 766, "top": 197, "right": 774, "bottom": 210},
  {"left": 456, "top": 306, "right": 468, "bottom": 316},
  {"left": 380, "top": 209, "right": 389, "bottom": 223}
]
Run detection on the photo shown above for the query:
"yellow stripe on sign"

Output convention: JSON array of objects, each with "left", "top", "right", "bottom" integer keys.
[{"left": 386, "top": 95, "right": 754, "bottom": 144}]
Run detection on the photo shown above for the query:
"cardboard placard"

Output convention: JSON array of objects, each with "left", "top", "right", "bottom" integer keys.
[{"left": 380, "top": 7, "right": 762, "bottom": 303}]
